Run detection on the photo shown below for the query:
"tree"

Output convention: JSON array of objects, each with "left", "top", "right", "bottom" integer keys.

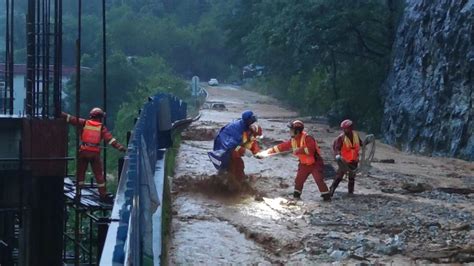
[{"left": 223, "top": 0, "right": 403, "bottom": 133}]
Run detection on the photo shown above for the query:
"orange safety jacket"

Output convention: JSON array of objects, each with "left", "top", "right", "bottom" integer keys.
[
  {"left": 81, "top": 120, "right": 102, "bottom": 152},
  {"left": 270, "top": 131, "right": 322, "bottom": 165},
  {"left": 341, "top": 131, "right": 360, "bottom": 162},
  {"left": 62, "top": 112, "right": 123, "bottom": 153}
]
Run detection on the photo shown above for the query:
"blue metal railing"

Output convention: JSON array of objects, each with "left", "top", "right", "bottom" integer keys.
[{"left": 100, "top": 93, "right": 186, "bottom": 265}]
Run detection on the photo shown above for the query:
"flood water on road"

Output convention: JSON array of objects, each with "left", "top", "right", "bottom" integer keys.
[{"left": 168, "top": 85, "right": 474, "bottom": 265}]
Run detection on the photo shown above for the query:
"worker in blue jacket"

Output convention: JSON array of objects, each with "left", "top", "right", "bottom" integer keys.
[{"left": 208, "top": 110, "right": 257, "bottom": 172}]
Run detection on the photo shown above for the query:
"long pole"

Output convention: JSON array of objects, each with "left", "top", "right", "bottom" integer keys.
[
  {"left": 75, "top": 0, "right": 82, "bottom": 177},
  {"left": 26, "top": 0, "right": 35, "bottom": 116},
  {"left": 4, "top": 0, "right": 9, "bottom": 114},
  {"left": 9, "top": 0, "right": 14, "bottom": 115},
  {"left": 41, "top": 0, "right": 46, "bottom": 117},
  {"left": 74, "top": 0, "right": 82, "bottom": 264},
  {"left": 35, "top": 0, "right": 40, "bottom": 116},
  {"left": 53, "top": 0, "right": 59, "bottom": 117},
  {"left": 44, "top": 0, "right": 50, "bottom": 116},
  {"left": 102, "top": 0, "right": 108, "bottom": 183},
  {"left": 53, "top": 0, "right": 62, "bottom": 117}
]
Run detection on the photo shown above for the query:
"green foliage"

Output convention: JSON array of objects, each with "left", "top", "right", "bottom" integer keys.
[
  {"left": 103, "top": 2, "right": 232, "bottom": 79},
  {"left": 105, "top": 56, "right": 187, "bottom": 177},
  {"left": 304, "top": 68, "right": 332, "bottom": 115},
  {"left": 225, "top": 0, "right": 404, "bottom": 133},
  {"left": 64, "top": 52, "right": 139, "bottom": 128}
]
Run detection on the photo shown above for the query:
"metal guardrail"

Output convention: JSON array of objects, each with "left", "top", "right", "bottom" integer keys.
[{"left": 100, "top": 93, "right": 187, "bottom": 265}]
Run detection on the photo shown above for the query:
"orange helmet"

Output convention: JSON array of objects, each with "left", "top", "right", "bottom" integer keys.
[
  {"left": 340, "top": 119, "right": 353, "bottom": 129},
  {"left": 249, "top": 123, "right": 263, "bottom": 137},
  {"left": 89, "top": 107, "right": 105, "bottom": 118},
  {"left": 287, "top": 120, "right": 304, "bottom": 130}
]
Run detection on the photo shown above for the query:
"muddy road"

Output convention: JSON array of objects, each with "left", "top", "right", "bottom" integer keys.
[{"left": 168, "top": 85, "right": 474, "bottom": 264}]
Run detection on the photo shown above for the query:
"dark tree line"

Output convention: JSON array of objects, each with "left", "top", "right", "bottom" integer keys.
[
  {"left": 223, "top": 0, "right": 405, "bottom": 133},
  {"left": 1, "top": 0, "right": 406, "bottom": 175}
]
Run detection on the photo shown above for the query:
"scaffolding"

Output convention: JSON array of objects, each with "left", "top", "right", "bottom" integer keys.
[
  {"left": 63, "top": 178, "right": 112, "bottom": 265},
  {"left": 0, "top": 0, "right": 113, "bottom": 265}
]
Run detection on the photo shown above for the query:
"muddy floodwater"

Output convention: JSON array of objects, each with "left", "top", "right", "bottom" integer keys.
[{"left": 168, "top": 85, "right": 474, "bottom": 264}]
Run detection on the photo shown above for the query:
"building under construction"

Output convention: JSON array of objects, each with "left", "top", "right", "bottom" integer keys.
[
  {"left": 0, "top": 0, "right": 191, "bottom": 265},
  {"left": 0, "top": 0, "right": 68, "bottom": 264}
]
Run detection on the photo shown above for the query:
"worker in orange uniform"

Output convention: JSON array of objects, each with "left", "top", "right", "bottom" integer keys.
[
  {"left": 229, "top": 123, "right": 263, "bottom": 183},
  {"left": 257, "top": 120, "right": 331, "bottom": 201},
  {"left": 329, "top": 119, "right": 364, "bottom": 196},
  {"left": 62, "top": 108, "right": 126, "bottom": 203}
]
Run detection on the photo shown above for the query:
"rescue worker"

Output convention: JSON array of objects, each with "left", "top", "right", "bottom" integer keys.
[
  {"left": 208, "top": 110, "right": 258, "bottom": 171},
  {"left": 329, "top": 119, "right": 364, "bottom": 196},
  {"left": 256, "top": 120, "right": 331, "bottom": 201},
  {"left": 229, "top": 123, "right": 263, "bottom": 182},
  {"left": 62, "top": 108, "right": 126, "bottom": 203}
]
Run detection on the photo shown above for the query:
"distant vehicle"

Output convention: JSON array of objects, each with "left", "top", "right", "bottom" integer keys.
[{"left": 208, "top": 78, "right": 219, "bottom": 86}]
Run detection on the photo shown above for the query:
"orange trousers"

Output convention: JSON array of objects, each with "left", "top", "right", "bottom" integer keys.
[
  {"left": 77, "top": 150, "right": 107, "bottom": 197},
  {"left": 294, "top": 161, "right": 329, "bottom": 195}
]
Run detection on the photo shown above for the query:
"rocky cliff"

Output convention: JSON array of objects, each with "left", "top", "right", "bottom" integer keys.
[{"left": 382, "top": 0, "right": 473, "bottom": 160}]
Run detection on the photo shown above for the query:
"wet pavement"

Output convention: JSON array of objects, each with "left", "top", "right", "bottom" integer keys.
[{"left": 168, "top": 85, "right": 474, "bottom": 264}]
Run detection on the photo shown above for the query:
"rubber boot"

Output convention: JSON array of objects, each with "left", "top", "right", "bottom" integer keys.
[
  {"left": 329, "top": 177, "right": 342, "bottom": 196},
  {"left": 293, "top": 191, "right": 301, "bottom": 200},
  {"left": 321, "top": 193, "right": 331, "bottom": 202},
  {"left": 348, "top": 179, "right": 355, "bottom": 194}
]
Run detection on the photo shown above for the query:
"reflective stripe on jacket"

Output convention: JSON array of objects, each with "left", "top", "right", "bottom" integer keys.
[
  {"left": 341, "top": 131, "right": 360, "bottom": 162},
  {"left": 81, "top": 120, "right": 102, "bottom": 152},
  {"left": 291, "top": 132, "right": 321, "bottom": 165}
]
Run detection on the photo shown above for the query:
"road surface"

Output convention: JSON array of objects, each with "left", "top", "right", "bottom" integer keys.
[{"left": 168, "top": 85, "right": 474, "bottom": 264}]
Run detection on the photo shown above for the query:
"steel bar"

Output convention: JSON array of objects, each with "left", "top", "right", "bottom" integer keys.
[
  {"left": 8, "top": 0, "right": 14, "bottom": 115},
  {"left": 26, "top": 0, "right": 36, "bottom": 115},
  {"left": 74, "top": 0, "right": 82, "bottom": 263},
  {"left": 102, "top": 0, "right": 108, "bottom": 183},
  {"left": 4, "top": 0, "right": 8, "bottom": 115}
]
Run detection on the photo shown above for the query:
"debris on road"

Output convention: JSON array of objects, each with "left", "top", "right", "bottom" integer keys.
[{"left": 169, "top": 86, "right": 474, "bottom": 265}]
